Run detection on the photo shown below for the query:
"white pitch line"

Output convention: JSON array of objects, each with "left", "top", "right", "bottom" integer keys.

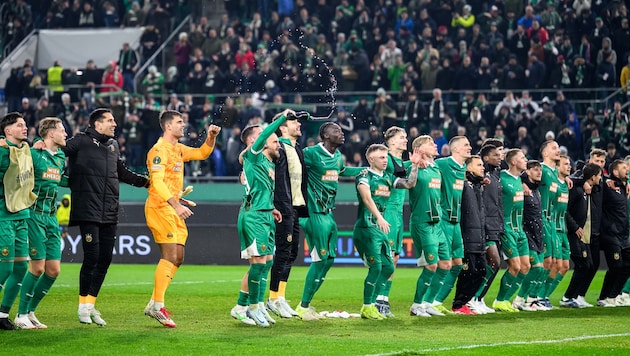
[
  {"left": 54, "top": 280, "right": 241, "bottom": 288},
  {"left": 366, "top": 332, "right": 630, "bottom": 356}
]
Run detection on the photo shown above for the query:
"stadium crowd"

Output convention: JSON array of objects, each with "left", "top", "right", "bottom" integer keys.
[{"left": 2, "top": 0, "right": 630, "bottom": 177}]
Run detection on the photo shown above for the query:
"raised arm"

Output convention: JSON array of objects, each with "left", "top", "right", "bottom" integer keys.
[
  {"left": 251, "top": 109, "right": 294, "bottom": 153},
  {"left": 181, "top": 124, "right": 221, "bottom": 161}
]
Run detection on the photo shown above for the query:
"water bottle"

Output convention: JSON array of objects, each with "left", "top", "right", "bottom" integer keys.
[{"left": 289, "top": 111, "right": 310, "bottom": 120}]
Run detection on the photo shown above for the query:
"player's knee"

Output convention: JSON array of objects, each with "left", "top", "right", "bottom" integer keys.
[
  {"left": 520, "top": 263, "right": 531, "bottom": 275},
  {"left": 425, "top": 263, "right": 438, "bottom": 272},
  {"left": 46, "top": 266, "right": 61, "bottom": 278}
]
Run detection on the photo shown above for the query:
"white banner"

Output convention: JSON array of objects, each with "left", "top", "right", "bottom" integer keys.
[{"left": 36, "top": 28, "right": 145, "bottom": 69}]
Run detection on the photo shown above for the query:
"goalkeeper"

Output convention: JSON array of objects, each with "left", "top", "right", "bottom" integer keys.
[{"left": 143, "top": 110, "right": 220, "bottom": 328}]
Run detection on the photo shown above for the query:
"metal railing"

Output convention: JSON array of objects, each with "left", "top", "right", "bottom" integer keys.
[{"left": 133, "top": 15, "right": 193, "bottom": 93}]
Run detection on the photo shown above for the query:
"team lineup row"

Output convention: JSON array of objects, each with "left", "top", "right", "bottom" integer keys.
[{"left": 0, "top": 108, "right": 628, "bottom": 330}]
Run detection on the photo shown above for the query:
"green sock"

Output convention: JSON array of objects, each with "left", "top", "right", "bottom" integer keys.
[
  {"left": 301, "top": 261, "right": 324, "bottom": 307},
  {"left": 545, "top": 273, "right": 564, "bottom": 299},
  {"left": 247, "top": 263, "right": 264, "bottom": 306},
  {"left": 237, "top": 290, "right": 249, "bottom": 307},
  {"left": 424, "top": 268, "right": 449, "bottom": 303},
  {"left": 381, "top": 280, "right": 393, "bottom": 298},
  {"left": 435, "top": 264, "right": 462, "bottom": 303},
  {"left": 18, "top": 272, "right": 40, "bottom": 314},
  {"left": 496, "top": 270, "right": 517, "bottom": 301},
  {"left": 623, "top": 276, "right": 630, "bottom": 294},
  {"left": 0, "top": 261, "right": 14, "bottom": 294},
  {"left": 314, "top": 258, "right": 335, "bottom": 294},
  {"left": 518, "top": 267, "right": 542, "bottom": 298},
  {"left": 414, "top": 268, "right": 435, "bottom": 303},
  {"left": 474, "top": 264, "right": 495, "bottom": 299},
  {"left": 542, "top": 274, "right": 556, "bottom": 299},
  {"left": 374, "top": 264, "right": 394, "bottom": 304},
  {"left": 363, "top": 265, "right": 381, "bottom": 305},
  {"left": 0, "top": 261, "right": 28, "bottom": 313},
  {"left": 27, "top": 273, "right": 56, "bottom": 313},
  {"left": 506, "top": 272, "right": 527, "bottom": 300},
  {"left": 259, "top": 260, "right": 273, "bottom": 303},
  {"left": 535, "top": 269, "right": 550, "bottom": 298}
]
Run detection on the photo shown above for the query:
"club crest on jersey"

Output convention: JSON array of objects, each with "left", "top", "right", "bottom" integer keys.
[
  {"left": 268, "top": 168, "right": 275, "bottom": 181},
  {"left": 322, "top": 170, "right": 338, "bottom": 182},
  {"left": 153, "top": 156, "right": 161, "bottom": 164},
  {"left": 1, "top": 247, "right": 8, "bottom": 256},
  {"left": 84, "top": 233, "right": 93, "bottom": 243},
  {"left": 375, "top": 185, "right": 391, "bottom": 197}
]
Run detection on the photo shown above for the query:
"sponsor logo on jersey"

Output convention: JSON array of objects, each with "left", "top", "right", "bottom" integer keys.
[
  {"left": 173, "top": 161, "right": 182, "bottom": 172},
  {"left": 549, "top": 182, "right": 558, "bottom": 193},
  {"left": 322, "top": 170, "right": 339, "bottom": 182},
  {"left": 453, "top": 179, "right": 464, "bottom": 190},
  {"left": 375, "top": 184, "right": 391, "bottom": 197},
  {"left": 268, "top": 167, "right": 275, "bottom": 181},
  {"left": 428, "top": 177, "right": 441, "bottom": 189},
  {"left": 513, "top": 191, "right": 524, "bottom": 202},
  {"left": 84, "top": 233, "right": 93, "bottom": 243},
  {"left": 557, "top": 192, "right": 569, "bottom": 203},
  {"left": 42, "top": 167, "right": 61, "bottom": 181}
]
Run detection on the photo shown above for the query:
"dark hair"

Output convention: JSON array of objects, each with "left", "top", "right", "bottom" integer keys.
[
  {"left": 482, "top": 138, "right": 503, "bottom": 148},
  {"left": 159, "top": 110, "right": 181, "bottom": 130},
  {"left": 609, "top": 159, "right": 626, "bottom": 176},
  {"left": 0, "top": 112, "right": 25, "bottom": 137},
  {"left": 240, "top": 124, "right": 261, "bottom": 144},
  {"left": 318, "top": 122, "right": 338, "bottom": 141},
  {"left": 480, "top": 144, "right": 497, "bottom": 158},
  {"left": 526, "top": 160, "right": 541, "bottom": 169},
  {"left": 88, "top": 108, "right": 113, "bottom": 127},
  {"left": 582, "top": 163, "right": 602, "bottom": 181}
]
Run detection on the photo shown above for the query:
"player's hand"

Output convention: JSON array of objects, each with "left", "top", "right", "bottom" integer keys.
[
  {"left": 0, "top": 138, "right": 6, "bottom": 148},
  {"left": 583, "top": 181, "right": 592, "bottom": 195},
  {"left": 522, "top": 183, "right": 532, "bottom": 196},
  {"left": 32, "top": 140, "right": 45, "bottom": 150},
  {"left": 575, "top": 227, "right": 584, "bottom": 239},
  {"left": 377, "top": 216, "right": 390, "bottom": 234},
  {"left": 606, "top": 179, "right": 616, "bottom": 190},
  {"left": 181, "top": 185, "right": 193, "bottom": 197},
  {"left": 482, "top": 176, "right": 491, "bottom": 186},
  {"left": 207, "top": 124, "right": 221, "bottom": 137},
  {"left": 174, "top": 204, "right": 193, "bottom": 220},
  {"left": 626, "top": 183, "right": 630, "bottom": 197},
  {"left": 409, "top": 147, "right": 423, "bottom": 166},
  {"left": 272, "top": 209, "right": 282, "bottom": 223},
  {"left": 566, "top": 177, "right": 573, "bottom": 189}
]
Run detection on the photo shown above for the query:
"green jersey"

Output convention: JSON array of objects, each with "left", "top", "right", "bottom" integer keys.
[
  {"left": 355, "top": 169, "right": 395, "bottom": 228},
  {"left": 303, "top": 143, "right": 364, "bottom": 213},
  {"left": 385, "top": 154, "right": 408, "bottom": 207},
  {"left": 0, "top": 141, "right": 32, "bottom": 221},
  {"left": 409, "top": 163, "right": 442, "bottom": 224},
  {"left": 501, "top": 170, "right": 525, "bottom": 231},
  {"left": 554, "top": 178, "right": 569, "bottom": 233},
  {"left": 435, "top": 156, "right": 466, "bottom": 222},
  {"left": 30, "top": 148, "right": 66, "bottom": 214},
  {"left": 241, "top": 116, "right": 287, "bottom": 211},
  {"left": 540, "top": 163, "right": 558, "bottom": 221}
]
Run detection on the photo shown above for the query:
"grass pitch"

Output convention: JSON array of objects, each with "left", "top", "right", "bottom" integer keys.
[{"left": 3, "top": 264, "right": 630, "bottom": 355}]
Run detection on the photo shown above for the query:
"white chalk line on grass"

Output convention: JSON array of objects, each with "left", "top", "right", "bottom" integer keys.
[
  {"left": 55, "top": 279, "right": 241, "bottom": 288},
  {"left": 366, "top": 332, "right": 630, "bottom": 356}
]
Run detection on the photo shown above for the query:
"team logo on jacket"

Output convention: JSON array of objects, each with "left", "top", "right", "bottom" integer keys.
[
  {"left": 582, "top": 250, "right": 588, "bottom": 258},
  {"left": 84, "top": 234, "right": 93, "bottom": 243},
  {"left": 614, "top": 252, "right": 620, "bottom": 260},
  {"left": 1, "top": 247, "right": 8, "bottom": 256},
  {"left": 462, "top": 262, "right": 469, "bottom": 271},
  {"left": 287, "top": 234, "right": 293, "bottom": 243}
]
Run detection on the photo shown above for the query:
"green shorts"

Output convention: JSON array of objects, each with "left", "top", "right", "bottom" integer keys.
[
  {"left": 542, "top": 221, "right": 557, "bottom": 258},
  {"left": 557, "top": 231, "right": 570, "bottom": 260},
  {"left": 410, "top": 220, "right": 449, "bottom": 265},
  {"left": 237, "top": 210, "right": 275, "bottom": 259},
  {"left": 26, "top": 212, "right": 62, "bottom": 261},
  {"left": 529, "top": 249, "right": 544, "bottom": 265},
  {"left": 0, "top": 219, "right": 28, "bottom": 260},
  {"left": 384, "top": 206, "right": 404, "bottom": 255},
  {"left": 353, "top": 225, "right": 393, "bottom": 268},
  {"left": 441, "top": 220, "right": 464, "bottom": 259},
  {"left": 299, "top": 212, "right": 338, "bottom": 262},
  {"left": 500, "top": 229, "right": 529, "bottom": 259}
]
